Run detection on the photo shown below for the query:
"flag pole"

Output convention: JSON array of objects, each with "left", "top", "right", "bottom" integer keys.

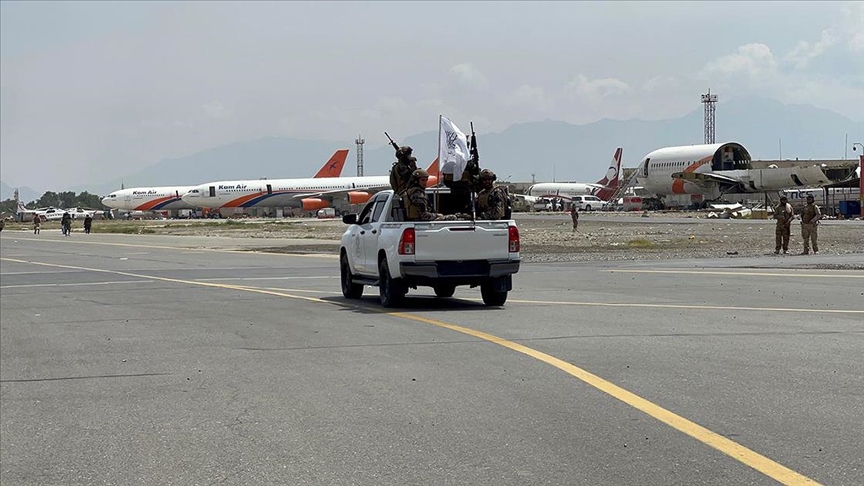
[{"left": 436, "top": 114, "right": 442, "bottom": 213}]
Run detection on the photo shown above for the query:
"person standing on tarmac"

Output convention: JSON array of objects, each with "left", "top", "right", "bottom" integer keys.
[
  {"left": 800, "top": 194, "right": 822, "bottom": 254},
  {"left": 773, "top": 196, "right": 793, "bottom": 254},
  {"left": 33, "top": 215, "right": 41, "bottom": 234},
  {"left": 403, "top": 169, "right": 454, "bottom": 221},
  {"left": 475, "top": 169, "right": 509, "bottom": 220},
  {"left": 83, "top": 214, "right": 93, "bottom": 234},
  {"left": 570, "top": 203, "right": 580, "bottom": 232},
  {"left": 60, "top": 212, "right": 72, "bottom": 237},
  {"left": 389, "top": 146, "right": 418, "bottom": 195}
]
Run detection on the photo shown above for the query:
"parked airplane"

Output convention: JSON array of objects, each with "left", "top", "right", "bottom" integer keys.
[
  {"left": 526, "top": 148, "right": 622, "bottom": 201},
  {"left": 634, "top": 142, "right": 835, "bottom": 201},
  {"left": 182, "top": 159, "right": 439, "bottom": 211},
  {"left": 101, "top": 149, "right": 349, "bottom": 211}
]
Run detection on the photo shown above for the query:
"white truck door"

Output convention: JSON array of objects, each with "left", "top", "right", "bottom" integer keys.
[{"left": 361, "top": 197, "right": 388, "bottom": 274}]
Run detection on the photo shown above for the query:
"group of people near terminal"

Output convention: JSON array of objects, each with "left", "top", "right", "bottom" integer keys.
[
  {"left": 388, "top": 144, "right": 510, "bottom": 222},
  {"left": 772, "top": 194, "right": 823, "bottom": 255}
]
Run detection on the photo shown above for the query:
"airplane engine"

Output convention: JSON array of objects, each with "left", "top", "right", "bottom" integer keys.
[
  {"left": 426, "top": 175, "right": 438, "bottom": 187},
  {"left": 301, "top": 198, "right": 329, "bottom": 211},
  {"left": 347, "top": 192, "right": 372, "bottom": 204}
]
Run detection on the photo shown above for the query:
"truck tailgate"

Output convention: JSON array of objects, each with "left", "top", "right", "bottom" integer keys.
[{"left": 413, "top": 221, "right": 512, "bottom": 261}]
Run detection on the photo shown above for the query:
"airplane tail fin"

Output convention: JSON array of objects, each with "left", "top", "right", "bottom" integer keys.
[
  {"left": 312, "top": 149, "right": 349, "bottom": 178},
  {"left": 594, "top": 148, "right": 622, "bottom": 201},
  {"left": 426, "top": 158, "right": 440, "bottom": 186},
  {"left": 14, "top": 189, "right": 26, "bottom": 214},
  {"left": 426, "top": 158, "right": 439, "bottom": 179}
]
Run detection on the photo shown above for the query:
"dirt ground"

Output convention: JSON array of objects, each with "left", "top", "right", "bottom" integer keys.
[{"left": 8, "top": 212, "right": 863, "bottom": 265}]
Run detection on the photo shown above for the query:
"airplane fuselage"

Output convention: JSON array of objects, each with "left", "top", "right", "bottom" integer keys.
[
  {"left": 526, "top": 182, "right": 598, "bottom": 199},
  {"left": 101, "top": 186, "right": 197, "bottom": 211},
  {"left": 635, "top": 142, "right": 833, "bottom": 200},
  {"left": 181, "top": 176, "right": 392, "bottom": 209}
]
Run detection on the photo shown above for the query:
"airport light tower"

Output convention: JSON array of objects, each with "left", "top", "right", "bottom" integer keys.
[
  {"left": 702, "top": 90, "right": 718, "bottom": 144},
  {"left": 355, "top": 135, "right": 365, "bottom": 177}
]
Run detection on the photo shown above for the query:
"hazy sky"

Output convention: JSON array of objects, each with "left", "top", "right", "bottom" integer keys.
[{"left": 1, "top": 1, "right": 862, "bottom": 190}]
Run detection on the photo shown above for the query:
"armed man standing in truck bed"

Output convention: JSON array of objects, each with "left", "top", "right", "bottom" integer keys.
[{"left": 475, "top": 169, "right": 509, "bottom": 220}]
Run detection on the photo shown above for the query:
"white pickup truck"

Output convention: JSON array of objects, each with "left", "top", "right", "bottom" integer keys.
[{"left": 339, "top": 189, "right": 521, "bottom": 307}]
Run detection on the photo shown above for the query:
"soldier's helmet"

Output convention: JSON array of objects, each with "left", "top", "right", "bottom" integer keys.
[
  {"left": 397, "top": 145, "right": 413, "bottom": 157},
  {"left": 479, "top": 169, "right": 497, "bottom": 182},
  {"left": 806, "top": 195, "right": 814, "bottom": 201},
  {"left": 410, "top": 168, "right": 429, "bottom": 184}
]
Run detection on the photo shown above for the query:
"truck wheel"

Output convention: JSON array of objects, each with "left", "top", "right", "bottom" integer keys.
[
  {"left": 480, "top": 281, "right": 508, "bottom": 306},
  {"left": 584, "top": 204, "right": 591, "bottom": 211},
  {"left": 433, "top": 284, "right": 456, "bottom": 298},
  {"left": 340, "top": 253, "right": 364, "bottom": 299},
  {"left": 379, "top": 259, "right": 406, "bottom": 308}
]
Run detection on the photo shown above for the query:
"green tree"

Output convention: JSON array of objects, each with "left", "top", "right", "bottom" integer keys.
[
  {"left": 35, "top": 191, "right": 60, "bottom": 208},
  {"left": 0, "top": 198, "right": 15, "bottom": 215}
]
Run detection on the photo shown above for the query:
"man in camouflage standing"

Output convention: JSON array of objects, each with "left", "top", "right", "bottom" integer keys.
[
  {"left": 800, "top": 194, "right": 822, "bottom": 255},
  {"left": 475, "top": 169, "right": 509, "bottom": 220},
  {"left": 389, "top": 146, "right": 418, "bottom": 196},
  {"left": 773, "top": 195, "right": 793, "bottom": 254},
  {"left": 570, "top": 202, "right": 580, "bottom": 232}
]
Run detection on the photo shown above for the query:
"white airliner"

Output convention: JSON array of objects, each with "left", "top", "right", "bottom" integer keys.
[
  {"left": 635, "top": 142, "right": 834, "bottom": 200},
  {"left": 182, "top": 159, "right": 440, "bottom": 211},
  {"left": 101, "top": 149, "right": 349, "bottom": 211},
  {"left": 526, "top": 148, "right": 623, "bottom": 201}
]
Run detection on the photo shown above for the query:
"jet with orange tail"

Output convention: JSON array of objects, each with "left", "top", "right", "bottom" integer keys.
[
  {"left": 182, "top": 159, "right": 439, "bottom": 212},
  {"left": 101, "top": 149, "right": 349, "bottom": 212}
]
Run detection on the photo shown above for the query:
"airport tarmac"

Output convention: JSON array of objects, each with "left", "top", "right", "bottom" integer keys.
[{"left": 1, "top": 232, "right": 862, "bottom": 485}]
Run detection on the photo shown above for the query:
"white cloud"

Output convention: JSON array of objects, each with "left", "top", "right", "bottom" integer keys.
[
  {"left": 840, "top": 1, "right": 864, "bottom": 51},
  {"left": 566, "top": 74, "right": 631, "bottom": 100},
  {"left": 784, "top": 29, "right": 839, "bottom": 69},
  {"left": 699, "top": 43, "right": 778, "bottom": 85},
  {"left": 450, "top": 63, "right": 488, "bottom": 89},
  {"left": 202, "top": 100, "right": 231, "bottom": 120}
]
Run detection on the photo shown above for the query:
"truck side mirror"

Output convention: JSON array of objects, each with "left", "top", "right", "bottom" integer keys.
[{"left": 342, "top": 214, "right": 357, "bottom": 225}]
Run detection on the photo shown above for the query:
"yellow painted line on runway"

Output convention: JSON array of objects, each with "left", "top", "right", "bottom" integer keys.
[
  {"left": 610, "top": 269, "right": 864, "bottom": 278},
  {"left": 0, "top": 236, "right": 338, "bottom": 259},
  {"left": 0, "top": 256, "right": 823, "bottom": 485},
  {"left": 504, "top": 298, "right": 864, "bottom": 314},
  {"left": 390, "top": 312, "right": 821, "bottom": 486}
]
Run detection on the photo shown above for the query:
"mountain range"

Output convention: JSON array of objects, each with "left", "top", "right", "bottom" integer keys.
[{"left": 3, "top": 96, "right": 862, "bottom": 201}]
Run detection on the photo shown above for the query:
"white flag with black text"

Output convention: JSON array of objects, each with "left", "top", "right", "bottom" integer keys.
[{"left": 438, "top": 115, "right": 470, "bottom": 176}]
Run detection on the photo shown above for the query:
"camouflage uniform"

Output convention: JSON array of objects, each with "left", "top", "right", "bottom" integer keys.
[
  {"left": 570, "top": 204, "right": 579, "bottom": 231},
  {"left": 402, "top": 168, "right": 451, "bottom": 221},
  {"left": 389, "top": 146, "right": 417, "bottom": 195},
  {"left": 800, "top": 197, "right": 821, "bottom": 254},
  {"left": 773, "top": 200, "right": 793, "bottom": 254},
  {"left": 474, "top": 169, "right": 509, "bottom": 220},
  {"left": 477, "top": 186, "right": 508, "bottom": 220}
]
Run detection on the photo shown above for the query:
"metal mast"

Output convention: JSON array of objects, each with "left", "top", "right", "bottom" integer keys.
[
  {"left": 701, "top": 90, "right": 718, "bottom": 144},
  {"left": 355, "top": 135, "right": 365, "bottom": 177}
]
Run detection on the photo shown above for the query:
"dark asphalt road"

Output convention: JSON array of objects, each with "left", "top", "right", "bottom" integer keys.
[{"left": 2, "top": 232, "right": 862, "bottom": 485}]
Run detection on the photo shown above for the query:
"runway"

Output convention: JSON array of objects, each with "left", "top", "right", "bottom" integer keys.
[{"left": 2, "top": 232, "right": 862, "bottom": 485}]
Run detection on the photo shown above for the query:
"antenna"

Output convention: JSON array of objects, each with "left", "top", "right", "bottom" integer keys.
[
  {"left": 701, "top": 90, "right": 718, "bottom": 144},
  {"left": 355, "top": 135, "right": 365, "bottom": 177}
]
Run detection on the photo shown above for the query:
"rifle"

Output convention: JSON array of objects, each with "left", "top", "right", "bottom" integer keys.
[
  {"left": 384, "top": 132, "right": 399, "bottom": 153},
  {"left": 468, "top": 122, "right": 479, "bottom": 171}
]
